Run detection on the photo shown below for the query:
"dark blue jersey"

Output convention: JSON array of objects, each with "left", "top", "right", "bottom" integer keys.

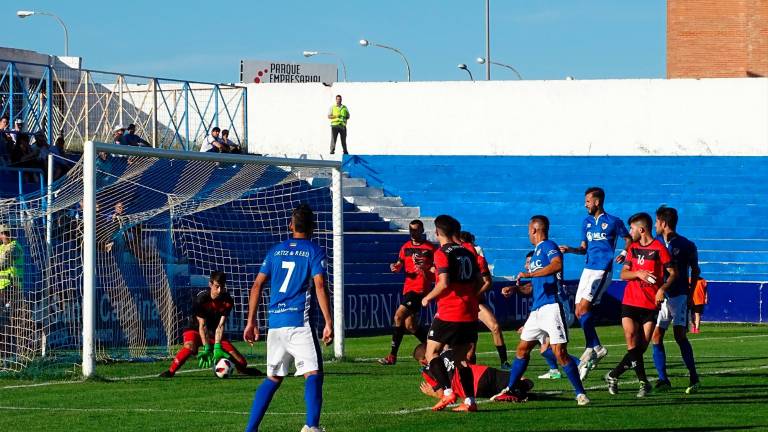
[{"left": 657, "top": 233, "right": 697, "bottom": 297}]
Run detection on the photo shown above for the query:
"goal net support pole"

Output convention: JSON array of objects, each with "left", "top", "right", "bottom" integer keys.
[{"left": 81, "top": 141, "right": 344, "bottom": 377}]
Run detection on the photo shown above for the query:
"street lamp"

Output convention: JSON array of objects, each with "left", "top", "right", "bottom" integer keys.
[
  {"left": 476, "top": 57, "right": 522, "bottom": 80},
  {"left": 17, "top": 10, "right": 69, "bottom": 56},
  {"left": 359, "top": 39, "right": 411, "bottom": 82},
  {"left": 457, "top": 64, "right": 474, "bottom": 81},
  {"left": 303, "top": 51, "right": 348, "bottom": 82},
  {"left": 484, "top": 0, "right": 491, "bottom": 81}
]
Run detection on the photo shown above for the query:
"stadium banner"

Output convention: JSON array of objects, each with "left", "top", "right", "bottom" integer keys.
[{"left": 240, "top": 60, "right": 337, "bottom": 84}]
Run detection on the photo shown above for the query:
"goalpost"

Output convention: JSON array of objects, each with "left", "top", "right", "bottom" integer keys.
[
  {"left": 0, "top": 141, "right": 345, "bottom": 377},
  {"left": 80, "top": 141, "right": 345, "bottom": 377}
]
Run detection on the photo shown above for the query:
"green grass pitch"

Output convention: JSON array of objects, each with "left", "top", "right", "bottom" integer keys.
[{"left": 1, "top": 324, "right": 767, "bottom": 431}]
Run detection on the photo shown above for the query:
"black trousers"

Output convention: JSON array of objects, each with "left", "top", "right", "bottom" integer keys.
[{"left": 330, "top": 126, "right": 348, "bottom": 154}]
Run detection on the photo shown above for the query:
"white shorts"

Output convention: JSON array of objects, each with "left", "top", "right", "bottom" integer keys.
[
  {"left": 520, "top": 303, "right": 568, "bottom": 345},
  {"left": 575, "top": 268, "right": 612, "bottom": 305},
  {"left": 657, "top": 295, "right": 689, "bottom": 330},
  {"left": 266, "top": 326, "right": 322, "bottom": 377}
]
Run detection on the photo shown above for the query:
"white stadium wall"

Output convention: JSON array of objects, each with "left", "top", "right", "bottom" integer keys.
[{"left": 246, "top": 78, "right": 768, "bottom": 156}]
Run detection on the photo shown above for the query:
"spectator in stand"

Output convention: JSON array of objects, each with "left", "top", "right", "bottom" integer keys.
[
  {"left": 113, "top": 124, "right": 128, "bottom": 146},
  {"left": 123, "top": 124, "right": 151, "bottom": 147},
  {"left": 200, "top": 127, "right": 228, "bottom": 152},
  {"left": 11, "top": 134, "right": 37, "bottom": 167},
  {"left": 221, "top": 129, "right": 241, "bottom": 154},
  {"left": 10, "top": 119, "right": 33, "bottom": 145},
  {"left": 0, "top": 116, "right": 11, "bottom": 164}
]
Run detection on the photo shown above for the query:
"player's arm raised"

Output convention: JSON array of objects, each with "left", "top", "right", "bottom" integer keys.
[
  {"left": 314, "top": 273, "right": 333, "bottom": 345},
  {"left": 244, "top": 273, "right": 267, "bottom": 344}
]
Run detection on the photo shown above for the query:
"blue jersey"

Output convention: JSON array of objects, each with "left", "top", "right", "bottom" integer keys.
[
  {"left": 582, "top": 212, "right": 629, "bottom": 271},
  {"left": 530, "top": 240, "right": 563, "bottom": 311},
  {"left": 259, "top": 238, "right": 327, "bottom": 328},
  {"left": 657, "top": 233, "right": 697, "bottom": 297}
]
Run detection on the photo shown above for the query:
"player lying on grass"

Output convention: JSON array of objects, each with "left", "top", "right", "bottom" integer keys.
[
  {"left": 491, "top": 216, "right": 590, "bottom": 406},
  {"left": 160, "top": 271, "right": 263, "bottom": 378},
  {"left": 413, "top": 343, "right": 534, "bottom": 402}
]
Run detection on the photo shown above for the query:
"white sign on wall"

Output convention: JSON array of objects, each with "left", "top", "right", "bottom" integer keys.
[{"left": 240, "top": 60, "right": 337, "bottom": 84}]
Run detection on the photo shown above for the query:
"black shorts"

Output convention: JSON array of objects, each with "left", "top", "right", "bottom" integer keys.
[
  {"left": 428, "top": 318, "right": 478, "bottom": 346},
  {"left": 692, "top": 304, "right": 705, "bottom": 314},
  {"left": 475, "top": 368, "right": 532, "bottom": 398},
  {"left": 621, "top": 304, "right": 658, "bottom": 324},
  {"left": 400, "top": 292, "right": 424, "bottom": 315}
]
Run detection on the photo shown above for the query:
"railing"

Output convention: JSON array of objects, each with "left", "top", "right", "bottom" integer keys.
[
  {"left": 0, "top": 165, "right": 45, "bottom": 197},
  {"left": 0, "top": 58, "right": 247, "bottom": 152}
]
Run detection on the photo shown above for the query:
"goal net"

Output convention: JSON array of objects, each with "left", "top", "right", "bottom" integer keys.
[{"left": 0, "top": 142, "right": 344, "bottom": 375}]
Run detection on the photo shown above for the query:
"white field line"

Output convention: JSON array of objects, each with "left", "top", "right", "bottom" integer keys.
[
  {"left": 3, "top": 333, "right": 766, "bottom": 391},
  {"left": 354, "top": 333, "right": 768, "bottom": 362},
  {"left": 0, "top": 364, "right": 766, "bottom": 417}
]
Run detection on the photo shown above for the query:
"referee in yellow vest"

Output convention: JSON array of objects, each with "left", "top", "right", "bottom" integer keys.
[{"left": 328, "top": 95, "right": 350, "bottom": 155}]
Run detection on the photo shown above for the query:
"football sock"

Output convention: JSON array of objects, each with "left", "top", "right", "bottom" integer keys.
[
  {"left": 457, "top": 366, "right": 476, "bottom": 399},
  {"left": 246, "top": 378, "right": 280, "bottom": 432},
  {"left": 496, "top": 344, "right": 508, "bottom": 364},
  {"left": 652, "top": 343, "right": 668, "bottom": 381},
  {"left": 541, "top": 347, "right": 559, "bottom": 370},
  {"left": 629, "top": 347, "right": 649, "bottom": 383},
  {"left": 304, "top": 374, "right": 323, "bottom": 428},
  {"left": 505, "top": 357, "right": 530, "bottom": 389},
  {"left": 390, "top": 326, "right": 405, "bottom": 356},
  {"left": 609, "top": 350, "right": 634, "bottom": 379},
  {"left": 678, "top": 338, "right": 699, "bottom": 383},
  {"left": 563, "top": 359, "right": 586, "bottom": 396},
  {"left": 231, "top": 352, "right": 248, "bottom": 373},
  {"left": 169, "top": 347, "right": 193, "bottom": 374},
  {"left": 414, "top": 326, "right": 428, "bottom": 344},
  {"left": 579, "top": 312, "right": 601, "bottom": 348},
  {"left": 428, "top": 356, "right": 453, "bottom": 391},
  {"left": 570, "top": 354, "right": 581, "bottom": 366}
]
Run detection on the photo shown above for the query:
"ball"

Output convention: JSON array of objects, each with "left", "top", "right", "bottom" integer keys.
[{"left": 213, "top": 358, "right": 234, "bottom": 378}]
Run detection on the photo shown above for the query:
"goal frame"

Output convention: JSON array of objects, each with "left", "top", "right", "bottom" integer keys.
[{"left": 81, "top": 141, "right": 345, "bottom": 377}]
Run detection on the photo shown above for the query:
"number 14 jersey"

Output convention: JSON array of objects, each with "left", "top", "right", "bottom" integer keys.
[{"left": 259, "top": 239, "right": 327, "bottom": 329}]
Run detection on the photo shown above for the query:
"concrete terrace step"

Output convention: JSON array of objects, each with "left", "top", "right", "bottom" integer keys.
[{"left": 345, "top": 196, "right": 404, "bottom": 207}]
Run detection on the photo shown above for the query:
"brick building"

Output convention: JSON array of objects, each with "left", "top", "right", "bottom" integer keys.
[{"left": 667, "top": 0, "right": 768, "bottom": 78}]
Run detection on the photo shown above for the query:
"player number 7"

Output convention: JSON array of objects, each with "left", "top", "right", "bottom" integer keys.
[{"left": 279, "top": 261, "right": 296, "bottom": 293}]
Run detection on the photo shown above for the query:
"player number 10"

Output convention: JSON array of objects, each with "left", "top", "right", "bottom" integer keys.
[{"left": 279, "top": 261, "right": 296, "bottom": 293}]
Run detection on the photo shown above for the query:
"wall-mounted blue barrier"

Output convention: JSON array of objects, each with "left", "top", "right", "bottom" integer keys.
[{"left": 343, "top": 280, "right": 766, "bottom": 336}]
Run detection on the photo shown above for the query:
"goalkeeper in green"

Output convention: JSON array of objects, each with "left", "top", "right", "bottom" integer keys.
[{"left": 160, "top": 271, "right": 262, "bottom": 377}]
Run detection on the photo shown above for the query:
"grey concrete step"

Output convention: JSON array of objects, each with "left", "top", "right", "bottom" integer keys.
[
  {"left": 346, "top": 196, "right": 403, "bottom": 207},
  {"left": 342, "top": 177, "right": 367, "bottom": 187},
  {"left": 388, "top": 217, "right": 435, "bottom": 231},
  {"left": 343, "top": 186, "right": 384, "bottom": 197},
  {"left": 365, "top": 206, "right": 420, "bottom": 219}
]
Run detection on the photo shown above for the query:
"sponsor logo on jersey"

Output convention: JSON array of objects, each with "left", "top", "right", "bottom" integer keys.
[{"left": 587, "top": 231, "right": 608, "bottom": 241}]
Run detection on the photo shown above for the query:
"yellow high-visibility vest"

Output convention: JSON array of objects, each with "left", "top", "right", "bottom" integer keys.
[
  {"left": 0, "top": 240, "right": 23, "bottom": 290},
  {"left": 330, "top": 105, "right": 349, "bottom": 127}
]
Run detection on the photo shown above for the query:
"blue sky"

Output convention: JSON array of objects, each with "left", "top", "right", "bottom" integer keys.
[{"left": 2, "top": 1, "right": 666, "bottom": 83}]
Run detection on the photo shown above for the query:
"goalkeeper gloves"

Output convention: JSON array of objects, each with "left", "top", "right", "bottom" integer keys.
[
  {"left": 213, "top": 343, "right": 231, "bottom": 363},
  {"left": 197, "top": 344, "right": 213, "bottom": 368}
]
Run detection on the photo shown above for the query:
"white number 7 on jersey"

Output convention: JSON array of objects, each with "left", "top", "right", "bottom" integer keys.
[{"left": 279, "top": 261, "right": 296, "bottom": 293}]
